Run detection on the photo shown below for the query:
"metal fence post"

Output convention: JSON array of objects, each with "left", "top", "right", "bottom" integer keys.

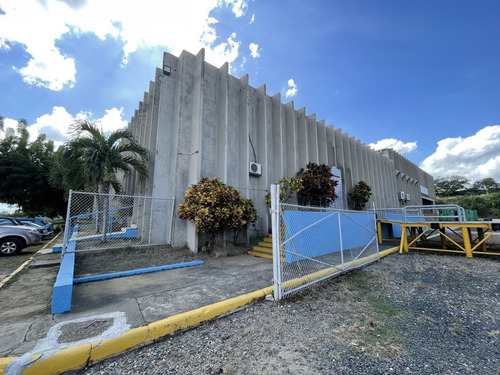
[
  {"left": 168, "top": 197, "right": 175, "bottom": 244},
  {"left": 62, "top": 190, "right": 73, "bottom": 255},
  {"left": 271, "top": 184, "right": 282, "bottom": 301},
  {"left": 338, "top": 211, "right": 344, "bottom": 269}
]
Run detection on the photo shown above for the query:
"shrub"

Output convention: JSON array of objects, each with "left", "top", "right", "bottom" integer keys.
[
  {"left": 296, "top": 163, "right": 338, "bottom": 207},
  {"left": 349, "top": 181, "right": 372, "bottom": 210},
  {"left": 178, "top": 177, "right": 258, "bottom": 249},
  {"left": 264, "top": 176, "right": 303, "bottom": 208}
]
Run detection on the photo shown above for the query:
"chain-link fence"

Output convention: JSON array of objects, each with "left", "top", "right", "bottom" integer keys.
[
  {"left": 270, "top": 185, "right": 379, "bottom": 300},
  {"left": 63, "top": 190, "right": 175, "bottom": 253}
]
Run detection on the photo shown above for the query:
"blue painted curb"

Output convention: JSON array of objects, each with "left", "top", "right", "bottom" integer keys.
[{"left": 73, "top": 260, "right": 205, "bottom": 284}]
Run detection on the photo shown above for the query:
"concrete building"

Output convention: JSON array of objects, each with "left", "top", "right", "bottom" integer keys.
[{"left": 124, "top": 49, "right": 435, "bottom": 251}]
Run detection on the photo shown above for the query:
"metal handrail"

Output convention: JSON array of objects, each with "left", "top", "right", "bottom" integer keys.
[{"left": 371, "top": 204, "right": 467, "bottom": 223}]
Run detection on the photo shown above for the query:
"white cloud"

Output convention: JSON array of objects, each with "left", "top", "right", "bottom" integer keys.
[
  {"left": 225, "top": 0, "right": 248, "bottom": 17},
  {"left": 28, "top": 106, "right": 77, "bottom": 143},
  {"left": 285, "top": 79, "right": 298, "bottom": 98},
  {"left": 249, "top": 43, "right": 260, "bottom": 58},
  {"left": 369, "top": 138, "right": 417, "bottom": 154},
  {"left": 2, "top": 106, "right": 128, "bottom": 148},
  {"left": 250, "top": 14, "right": 255, "bottom": 24},
  {"left": 98, "top": 107, "right": 129, "bottom": 134},
  {"left": 205, "top": 32, "right": 241, "bottom": 69},
  {"left": 0, "top": 1, "right": 77, "bottom": 90},
  {"left": 420, "top": 125, "right": 500, "bottom": 182},
  {"left": 0, "top": 0, "right": 249, "bottom": 90}
]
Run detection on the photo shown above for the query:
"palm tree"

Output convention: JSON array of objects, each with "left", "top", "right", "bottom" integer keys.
[
  {"left": 66, "top": 120, "right": 149, "bottom": 194},
  {"left": 64, "top": 120, "right": 150, "bottom": 239}
]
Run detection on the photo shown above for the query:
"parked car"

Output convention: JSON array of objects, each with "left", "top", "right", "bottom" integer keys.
[
  {"left": 0, "top": 225, "right": 42, "bottom": 256},
  {"left": 15, "top": 217, "right": 54, "bottom": 238},
  {"left": 0, "top": 217, "right": 49, "bottom": 238}
]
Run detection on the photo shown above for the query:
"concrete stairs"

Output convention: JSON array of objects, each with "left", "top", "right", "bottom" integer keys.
[{"left": 247, "top": 234, "right": 273, "bottom": 260}]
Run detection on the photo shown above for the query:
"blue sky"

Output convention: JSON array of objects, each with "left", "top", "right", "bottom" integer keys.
[{"left": 1, "top": 0, "right": 499, "bottom": 186}]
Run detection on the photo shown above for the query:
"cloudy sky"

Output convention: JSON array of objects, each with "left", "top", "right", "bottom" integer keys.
[{"left": 1, "top": 0, "right": 499, "bottom": 184}]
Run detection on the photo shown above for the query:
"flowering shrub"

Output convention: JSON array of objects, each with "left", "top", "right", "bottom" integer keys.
[
  {"left": 178, "top": 177, "right": 257, "bottom": 248},
  {"left": 296, "top": 162, "right": 338, "bottom": 207},
  {"left": 264, "top": 176, "right": 303, "bottom": 208}
]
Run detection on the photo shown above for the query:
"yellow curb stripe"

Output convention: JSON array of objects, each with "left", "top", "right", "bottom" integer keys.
[
  {"left": 280, "top": 247, "right": 399, "bottom": 291},
  {"left": 0, "top": 358, "right": 16, "bottom": 373},
  {"left": 146, "top": 286, "right": 274, "bottom": 341},
  {"left": 379, "top": 246, "right": 400, "bottom": 258},
  {"left": 0, "top": 233, "right": 61, "bottom": 289},
  {"left": 89, "top": 327, "right": 149, "bottom": 363},
  {"left": 22, "top": 343, "right": 91, "bottom": 375}
]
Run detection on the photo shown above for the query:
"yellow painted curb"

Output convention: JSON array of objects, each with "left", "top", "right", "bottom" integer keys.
[
  {"left": 0, "top": 358, "right": 15, "bottom": 373},
  {"left": 146, "top": 286, "right": 274, "bottom": 341},
  {"left": 22, "top": 343, "right": 91, "bottom": 375},
  {"left": 89, "top": 326, "right": 149, "bottom": 363},
  {"left": 281, "top": 246, "right": 399, "bottom": 291},
  {"left": 379, "top": 246, "right": 400, "bottom": 258}
]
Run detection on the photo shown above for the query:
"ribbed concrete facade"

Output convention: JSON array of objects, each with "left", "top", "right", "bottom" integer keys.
[{"left": 125, "top": 49, "right": 435, "bottom": 250}]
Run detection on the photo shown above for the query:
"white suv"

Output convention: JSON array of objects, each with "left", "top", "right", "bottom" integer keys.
[{"left": 0, "top": 225, "right": 42, "bottom": 256}]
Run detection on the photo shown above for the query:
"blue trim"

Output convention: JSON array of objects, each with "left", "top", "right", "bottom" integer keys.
[
  {"left": 51, "top": 251, "right": 75, "bottom": 314},
  {"left": 52, "top": 245, "right": 63, "bottom": 253},
  {"left": 73, "top": 260, "right": 204, "bottom": 284},
  {"left": 51, "top": 225, "right": 79, "bottom": 313}
]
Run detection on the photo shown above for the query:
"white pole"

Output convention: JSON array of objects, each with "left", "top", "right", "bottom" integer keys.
[{"left": 271, "top": 184, "right": 282, "bottom": 301}]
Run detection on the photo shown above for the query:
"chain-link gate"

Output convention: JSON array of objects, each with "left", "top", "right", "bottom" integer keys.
[
  {"left": 270, "top": 184, "right": 379, "bottom": 300},
  {"left": 63, "top": 190, "right": 175, "bottom": 254}
]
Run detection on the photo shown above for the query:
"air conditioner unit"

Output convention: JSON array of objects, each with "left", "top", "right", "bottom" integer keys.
[
  {"left": 249, "top": 162, "right": 262, "bottom": 176},
  {"left": 399, "top": 191, "right": 405, "bottom": 200},
  {"left": 406, "top": 193, "right": 411, "bottom": 201}
]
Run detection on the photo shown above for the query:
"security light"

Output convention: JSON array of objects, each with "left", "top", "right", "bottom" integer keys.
[{"left": 163, "top": 65, "right": 171, "bottom": 75}]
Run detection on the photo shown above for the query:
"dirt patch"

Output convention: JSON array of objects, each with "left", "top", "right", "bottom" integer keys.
[{"left": 74, "top": 244, "right": 250, "bottom": 277}]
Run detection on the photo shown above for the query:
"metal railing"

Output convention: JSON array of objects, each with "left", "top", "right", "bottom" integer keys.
[
  {"left": 371, "top": 204, "right": 467, "bottom": 223},
  {"left": 63, "top": 190, "right": 175, "bottom": 254}
]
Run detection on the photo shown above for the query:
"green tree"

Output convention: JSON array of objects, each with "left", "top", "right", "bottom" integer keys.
[
  {"left": 178, "top": 177, "right": 258, "bottom": 250},
  {"left": 61, "top": 120, "right": 150, "bottom": 194},
  {"left": 349, "top": 181, "right": 372, "bottom": 210},
  {"left": 434, "top": 175, "right": 470, "bottom": 197},
  {"left": 296, "top": 162, "right": 338, "bottom": 206},
  {"left": 264, "top": 176, "right": 303, "bottom": 208},
  {"left": 60, "top": 120, "right": 150, "bottom": 239},
  {"left": 0, "top": 120, "right": 66, "bottom": 217},
  {"left": 471, "top": 178, "right": 500, "bottom": 195}
]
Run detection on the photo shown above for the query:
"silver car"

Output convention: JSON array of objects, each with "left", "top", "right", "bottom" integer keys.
[{"left": 0, "top": 225, "right": 42, "bottom": 256}]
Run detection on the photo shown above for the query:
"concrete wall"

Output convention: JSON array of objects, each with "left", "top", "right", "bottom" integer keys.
[{"left": 125, "top": 49, "right": 435, "bottom": 250}]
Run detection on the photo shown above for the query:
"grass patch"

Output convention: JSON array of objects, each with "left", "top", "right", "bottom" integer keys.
[{"left": 370, "top": 295, "right": 406, "bottom": 318}]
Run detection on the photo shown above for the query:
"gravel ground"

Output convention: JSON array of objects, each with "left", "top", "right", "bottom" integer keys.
[{"left": 70, "top": 251, "right": 500, "bottom": 375}]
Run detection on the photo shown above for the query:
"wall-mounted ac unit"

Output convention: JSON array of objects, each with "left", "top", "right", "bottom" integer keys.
[
  {"left": 406, "top": 193, "right": 411, "bottom": 201},
  {"left": 399, "top": 191, "right": 405, "bottom": 200},
  {"left": 249, "top": 162, "right": 262, "bottom": 176}
]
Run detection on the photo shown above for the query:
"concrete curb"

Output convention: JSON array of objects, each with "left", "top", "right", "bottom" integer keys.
[{"left": 1, "top": 246, "right": 400, "bottom": 375}]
